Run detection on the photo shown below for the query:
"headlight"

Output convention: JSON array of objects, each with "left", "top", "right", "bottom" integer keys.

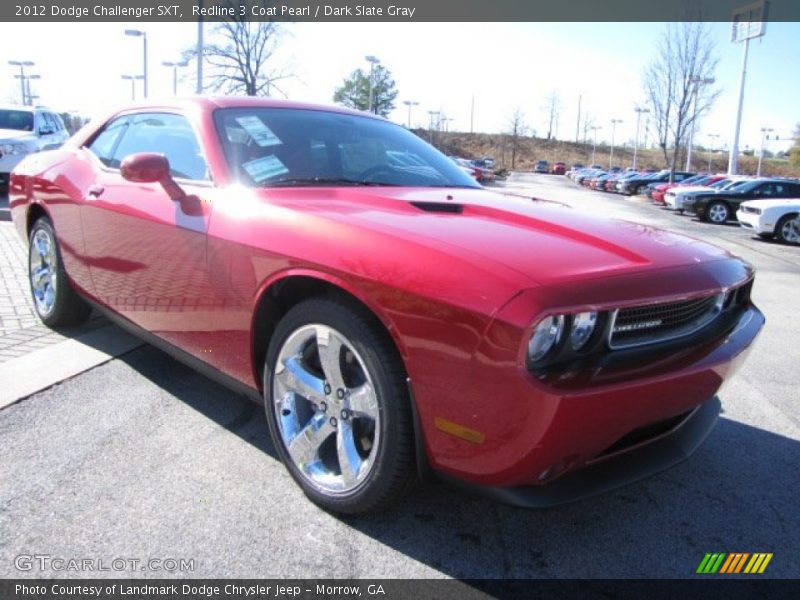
[
  {"left": 1, "top": 143, "right": 29, "bottom": 155},
  {"left": 570, "top": 311, "right": 598, "bottom": 350},
  {"left": 528, "top": 315, "right": 564, "bottom": 362}
]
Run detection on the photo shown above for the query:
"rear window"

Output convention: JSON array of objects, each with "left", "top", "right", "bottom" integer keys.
[{"left": 0, "top": 109, "right": 34, "bottom": 132}]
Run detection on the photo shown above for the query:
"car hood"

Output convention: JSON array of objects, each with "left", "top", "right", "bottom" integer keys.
[
  {"left": 0, "top": 128, "right": 35, "bottom": 144},
  {"left": 741, "top": 198, "right": 800, "bottom": 211},
  {"left": 263, "top": 186, "right": 733, "bottom": 287}
]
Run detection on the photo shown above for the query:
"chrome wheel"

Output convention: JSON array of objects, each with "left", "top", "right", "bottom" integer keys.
[
  {"left": 30, "top": 228, "right": 58, "bottom": 317},
  {"left": 707, "top": 202, "right": 729, "bottom": 224},
  {"left": 779, "top": 214, "right": 800, "bottom": 245},
  {"left": 272, "top": 324, "right": 380, "bottom": 494}
]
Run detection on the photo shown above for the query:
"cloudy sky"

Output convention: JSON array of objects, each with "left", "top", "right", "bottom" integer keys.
[{"left": 2, "top": 21, "right": 798, "bottom": 152}]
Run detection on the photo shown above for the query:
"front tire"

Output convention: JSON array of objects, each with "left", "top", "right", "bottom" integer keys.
[
  {"left": 776, "top": 213, "right": 800, "bottom": 245},
  {"left": 264, "top": 297, "right": 415, "bottom": 514},
  {"left": 28, "top": 217, "right": 91, "bottom": 327},
  {"left": 705, "top": 201, "right": 730, "bottom": 224}
]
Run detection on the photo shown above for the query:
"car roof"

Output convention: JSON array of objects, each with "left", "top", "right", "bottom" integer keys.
[{"left": 104, "top": 96, "right": 385, "bottom": 121}]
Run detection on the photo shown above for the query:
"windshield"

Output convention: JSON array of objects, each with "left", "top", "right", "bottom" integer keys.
[
  {"left": 733, "top": 180, "right": 765, "bottom": 193},
  {"left": 0, "top": 109, "right": 34, "bottom": 132},
  {"left": 213, "top": 107, "right": 480, "bottom": 189}
]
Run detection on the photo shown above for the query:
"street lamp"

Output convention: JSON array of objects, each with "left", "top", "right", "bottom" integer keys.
[
  {"left": 707, "top": 133, "right": 720, "bottom": 171},
  {"left": 121, "top": 75, "right": 144, "bottom": 100},
  {"left": 25, "top": 74, "right": 41, "bottom": 106},
  {"left": 686, "top": 77, "right": 715, "bottom": 171},
  {"left": 757, "top": 127, "right": 774, "bottom": 177},
  {"left": 125, "top": 29, "right": 148, "bottom": 98},
  {"left": 162, "top": 60, "right": 189, "bottom": 96},
  {"left": 590, "top": 125, "right": 602, "bottom": 165},
  {"left": 633, "top": 107, "right": 650, "bottom": 170},
  {"left": 427, "top": 110, "right": 439, "bottom": 143},
  {"left": 402, "top": 100, "right": 419, "bottom": 128},
  {"left": 609, "top": 119, "right": 623, "bottom": 168},
  {"left": 365, "top": 55, "right": 380, "bottom": 113},
  {"left": 9, "top": 60, "right": 35, "bottom": 105}
]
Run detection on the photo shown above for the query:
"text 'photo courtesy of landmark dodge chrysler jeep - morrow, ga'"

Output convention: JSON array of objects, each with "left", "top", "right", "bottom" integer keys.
[{"left": 10, "top": 97, "right": 764, "bottom": 514}]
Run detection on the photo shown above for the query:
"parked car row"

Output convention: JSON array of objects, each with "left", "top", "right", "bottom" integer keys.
[
  {"left": 567, "top": 165, "right": 800, "bottom": 246},
  {"left": 450, "top": 156, "right": 495, "bottom": 183}
]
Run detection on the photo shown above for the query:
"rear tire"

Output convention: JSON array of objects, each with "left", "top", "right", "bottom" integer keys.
[
  {"left": 264, "top": 297, "right": 416, "bottom": 514},
  {"left": 28, "top": 217, "right": 91, "bottom": 327},
  {"left": 776, "top": 213, "right": 800, "bottom": 245}
]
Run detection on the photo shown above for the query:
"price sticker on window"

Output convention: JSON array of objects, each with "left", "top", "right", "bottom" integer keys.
[{"left": 235, "top": 116, "right": 282, "bottom": 148}]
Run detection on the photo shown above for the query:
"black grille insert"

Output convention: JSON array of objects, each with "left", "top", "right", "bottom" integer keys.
[{"left": 609, "top": 294, "right": 722, "bottom": 349}]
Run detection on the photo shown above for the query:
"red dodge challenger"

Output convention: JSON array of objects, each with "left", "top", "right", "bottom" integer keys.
[{"left": 10, "top": 98, "right": 763, "bottom": 513}]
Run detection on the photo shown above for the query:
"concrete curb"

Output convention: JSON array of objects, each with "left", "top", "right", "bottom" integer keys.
[{"left": 0, "top": 324, "right": 143, "bottom": 409}]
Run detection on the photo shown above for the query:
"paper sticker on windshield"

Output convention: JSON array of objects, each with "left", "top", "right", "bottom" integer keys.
[
  {"left": 242, "top": 155, "right": 289, "bottom": 183},
  {"left": 235, "top": 116, "right": 282, "bottom": 148}
]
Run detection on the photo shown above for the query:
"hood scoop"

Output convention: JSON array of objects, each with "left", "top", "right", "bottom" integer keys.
[{"left": 410, "top": 201, "right": 463, "bottom": 214}]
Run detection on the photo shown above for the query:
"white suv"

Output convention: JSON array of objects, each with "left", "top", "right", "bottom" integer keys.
[{"left": 0, "top": 106, "right": 70, "bottom": 187}]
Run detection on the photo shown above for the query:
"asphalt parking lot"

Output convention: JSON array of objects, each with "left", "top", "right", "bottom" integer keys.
[{"left": 1, "top": 175, "right": 798, "bottom": 580}]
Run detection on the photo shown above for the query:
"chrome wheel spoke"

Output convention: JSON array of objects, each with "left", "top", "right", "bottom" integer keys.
[
  {"left": 29, "top": 229, "right": 57, "bottom": 316},
  {"left": 348, "top": 382, "right": 378, "bottom": 419},
  {"left": 272, "top": 322, "right": 380, "bottom": 494},
  {"left": 336, "top": 420, "right": 363, "bottom": 486},
  {"left": 276, "top": 356, "right": 326, "bottom": 403},
  {"left": 287, "top": 414, "right": 334, "bottom": 467},
  {"left": 316, "top": 326, "right": 346, "bottom": 390}
]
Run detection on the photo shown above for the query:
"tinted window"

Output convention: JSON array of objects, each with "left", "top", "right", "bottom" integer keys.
[
  {"left": 214, "top": 108, "right": 479, "bottom": 189},
  {"left": 0, "top": 109, "right": 34, "bottom": 131},
  {"left": 111, "top": 113, "right": 209, "bottom": 181},
  {"left": 86, "top": 117, "right": 130, "bottom": 167}
]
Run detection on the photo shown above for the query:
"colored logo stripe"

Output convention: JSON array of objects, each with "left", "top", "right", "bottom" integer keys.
[{"left": 697, "top": 553, "right": 772, "bottom": 574}]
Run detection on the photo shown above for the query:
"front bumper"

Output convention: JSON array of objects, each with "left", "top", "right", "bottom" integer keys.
[
  {"left": 736, "top": 210, "right": 770, "bottom": 235},
  {"left": 447, "top": 396, "right": 720, "bottom": 509}
]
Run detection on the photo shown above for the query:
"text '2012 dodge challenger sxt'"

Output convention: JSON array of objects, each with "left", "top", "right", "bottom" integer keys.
[{"left": 10, "top": 98, "right": 763, "bottom": 513}]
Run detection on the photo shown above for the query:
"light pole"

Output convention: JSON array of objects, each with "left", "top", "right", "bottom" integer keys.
[
  {"left": 162, "top": 60, "right": 189, "bottom": 96},
  {"left": 365, "top": 55, "right": 379, "bottom": 113},
  {"left": 707, "top": 133, "right": 720, "bottom": 171},
  {"left": 728, "top": 1, "right": 768, "bottom": 175},
  {"left": 25, "top": 75, "right": 41, "bottom": 106},
  {"left": 685, "top": 77, "right": 715, "bottom": 171},
  {"left": 121, "top": 75, "right": 144, "bottom": 100},
  {"left": 609, "top": 119, "right": 622, "bottom": 168},
  {"left": 590, "top": 125, "right": 602, "bottom": 165},
  {"left": 427, "top": 110, "right": 439, "bottom": 143},
  {"left": 757, "top": 127, "right": 774, "bottom": 177},
  {"left": 9, "top": 60, "right": 34, "bottom": 105},
  {"left": 125, "top": 29, "right": 148, "bottom": 98},
  {"left": 402, "top": 100, "right": 418, "bottom": 128},
  {"left": 633, "top": 107, "right": 649, "bottom": 170}
]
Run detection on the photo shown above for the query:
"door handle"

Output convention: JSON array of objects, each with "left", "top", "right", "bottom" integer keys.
[{"left": 88, "top": 185, "right": 104, "bottom": 198}]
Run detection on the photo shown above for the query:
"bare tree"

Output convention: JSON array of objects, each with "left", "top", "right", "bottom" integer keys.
[
  {"left": 643, "top": 22, "right": 720, "bottom": 179},
  {"left": 507, "top": 108, "right": 527, "bottom": 169},
  {"left": 543, "top": 91, "right": 560, "bottom": 140},
  {"left": 195, "top": 1, "right": 290, "bottom": 96}
]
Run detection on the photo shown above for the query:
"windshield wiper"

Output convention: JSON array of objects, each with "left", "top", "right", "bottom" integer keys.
[{"left": 259, "top": 177, "right": 401, "bottom": 188}]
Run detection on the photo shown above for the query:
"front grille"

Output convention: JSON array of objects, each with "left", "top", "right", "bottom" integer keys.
[{"left": 609, "top": 293, "right": 722, "bottom": 349}]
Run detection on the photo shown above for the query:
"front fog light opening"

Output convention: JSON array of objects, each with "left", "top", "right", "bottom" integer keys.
[
  {"left": 528, "top": 315, "right": 565, "bottom": 363},
  {"left": 570, "top": 311, "right": 598, "bottom": 350}
]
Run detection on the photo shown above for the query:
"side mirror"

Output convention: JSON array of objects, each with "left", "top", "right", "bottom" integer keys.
[
  {"left": 120, "top": 152, "right": 185, "bottom": 201},
  {"left": 39, "top": 126, "right": 54, "bottom": 136}
]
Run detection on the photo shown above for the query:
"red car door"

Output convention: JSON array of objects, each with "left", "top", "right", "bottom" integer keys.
[{"left": 79, "top": 112, "right": 217, "bottom": 356}]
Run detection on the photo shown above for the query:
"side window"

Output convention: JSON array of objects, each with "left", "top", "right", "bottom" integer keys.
[
  {"left": 757, "top": 184, "right": 774, "bottom": 196},
  {"left": 86, "top": 117, "right": 129, "bottom": 167},
  {"left": 111, "top": 113, "right": 209, "bottom": 181},
  {"left": 773, "top": 184, "right": 788, "bottom": 196}
]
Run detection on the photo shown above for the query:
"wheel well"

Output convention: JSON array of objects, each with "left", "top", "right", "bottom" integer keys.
[
  {"left": 26, "top": 204, "right": 48, "bottom": 237},
  {"left": 251, "top": 276, "right": 404, "bottom": 390}
]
